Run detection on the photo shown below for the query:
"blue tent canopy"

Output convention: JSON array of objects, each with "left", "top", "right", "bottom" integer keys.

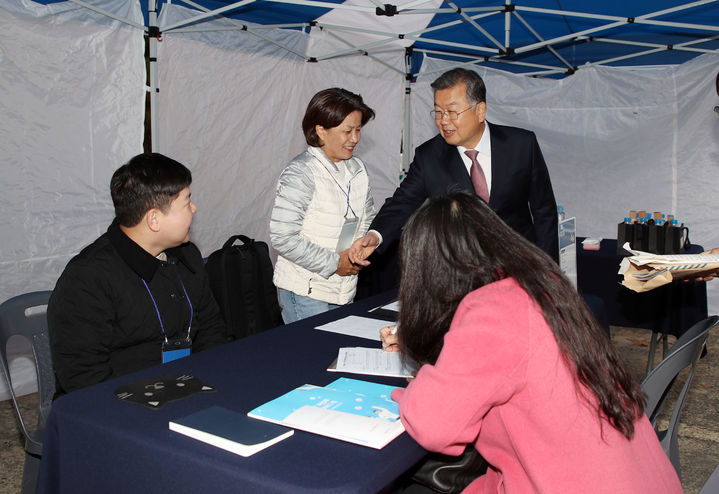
[
  {"left": 30, "top": 0, "right": 718, "bottom": 76},
  {"left": 414, "top": 0, "right": 719, "bottom": 74},
  {"left": 133, "top": 0, "right": 719, "bottom": 77}
]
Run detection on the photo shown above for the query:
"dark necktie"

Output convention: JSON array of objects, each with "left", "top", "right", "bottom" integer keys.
[{"left": 464, "top": 149, "right": 489, "bottom": 202}]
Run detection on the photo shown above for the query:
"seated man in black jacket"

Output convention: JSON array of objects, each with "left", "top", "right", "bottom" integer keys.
[{"left": 48, "top": 153, "right": 227, "bottom": 395}]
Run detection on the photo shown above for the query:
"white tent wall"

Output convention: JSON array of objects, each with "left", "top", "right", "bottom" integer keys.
[
  {"left": 413, "top": 54, "right": 719, "bottom": 314},
  {"left": 1, "top": 0, "right": 717, "bottom": 403},
  {"left": 156, "top": 4, "right": 405, "bottom": 257},
  {"left": 0, "top": 0, "right": 145, "bottom": 400}
]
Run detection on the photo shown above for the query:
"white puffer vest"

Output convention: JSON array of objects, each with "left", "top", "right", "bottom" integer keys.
[{"left": 270, "top": 147, "right": 375, "bottom": 305}]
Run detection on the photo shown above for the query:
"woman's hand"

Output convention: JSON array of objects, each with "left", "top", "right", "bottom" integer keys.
[
  {"left": 335, "top": 249, "right": 361, "bottom": 276},
  {"left": 380, "top": 325, "right": 400, "bottom": 352}
]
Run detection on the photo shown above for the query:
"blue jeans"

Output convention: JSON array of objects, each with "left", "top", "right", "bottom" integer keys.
[{"left": 278, "top": 288, "right": 341, "bottom": 324}]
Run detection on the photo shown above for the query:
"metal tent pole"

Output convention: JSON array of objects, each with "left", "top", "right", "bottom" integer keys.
[
  {"left": 512, "top": 11, "right": 573, "bottom": 71},
  {"left": 402, "top": 48, "right": 413, "bottom": 179},
  {"left": 66, "top": 0, "right": 146, "bottom": 29},
  {"left": 323, "top": 30, "right": 404, "bottom": 74},
  {"left": 504, "top": 0, "right": 511, "bottom": 48},
  {"left": 148, "top": 0, "right": 159, "bottom": 152}
]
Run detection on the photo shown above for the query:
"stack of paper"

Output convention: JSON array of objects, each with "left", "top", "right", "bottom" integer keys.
[
  {"left": 619, "top": 242, "right": 719, "bottom": 292},
  {"left": 248, "top": 378, "right": 405, "bottom": 449}
]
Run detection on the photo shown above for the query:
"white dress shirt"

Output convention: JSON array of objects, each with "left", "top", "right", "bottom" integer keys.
[{"left": 457, "top": 123, "right": 492, "bottom": 196}]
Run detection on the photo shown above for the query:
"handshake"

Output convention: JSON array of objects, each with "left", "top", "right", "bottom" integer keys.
[
  {"left": 348, "top": 231, "right": 381, "bottom": 265},
  {"left": 335, "top": 231, "right": 381, "bottom": 276}
]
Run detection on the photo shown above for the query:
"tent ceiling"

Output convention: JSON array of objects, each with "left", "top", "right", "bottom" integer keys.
[{"left": 143, "top": 0, "right": 719, "bottom": 77}]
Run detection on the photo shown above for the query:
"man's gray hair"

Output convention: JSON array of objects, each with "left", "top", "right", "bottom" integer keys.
[{"left": 431, "top": 68, "right": 486, "bottom": 105}]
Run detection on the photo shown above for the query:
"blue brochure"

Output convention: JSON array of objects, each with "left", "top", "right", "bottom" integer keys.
[{"left": 247, "top": 378, "right": 405, "bottom": 449}]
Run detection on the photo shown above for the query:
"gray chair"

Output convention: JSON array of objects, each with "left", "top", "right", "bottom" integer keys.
[
  {"left": 699, "top": 463, "right": 719, "bottom": 494},
  {"left": 641, "top": 315, "right": 719, "bottom": 481},
  {"left": 0, "top": 291, "right": 54, "bottom": 494},
  {"left": 645, "top": 329, "right": 670, "bottom": 376}
]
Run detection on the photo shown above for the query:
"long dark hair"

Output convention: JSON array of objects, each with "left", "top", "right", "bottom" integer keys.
[{"left": 397, "top": 192, "right": 645, "bottom": 439}]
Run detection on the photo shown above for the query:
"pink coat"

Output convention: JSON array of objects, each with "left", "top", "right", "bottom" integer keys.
[{"left": 392, "top": 278, "right": 682, "bottom": 494}]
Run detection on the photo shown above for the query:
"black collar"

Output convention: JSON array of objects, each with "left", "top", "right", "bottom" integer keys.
[{"left": 107, "top": 220, "right": 195, "bottom": 282}]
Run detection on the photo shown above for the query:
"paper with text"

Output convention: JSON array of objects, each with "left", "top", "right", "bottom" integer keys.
[{"left": 329, "top": 347, "right": 418, "bottom": 378}]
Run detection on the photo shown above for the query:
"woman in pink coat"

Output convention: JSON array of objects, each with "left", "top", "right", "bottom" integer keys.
[{"left": 383, "top": 192, "right": 682, "bottom": 494}]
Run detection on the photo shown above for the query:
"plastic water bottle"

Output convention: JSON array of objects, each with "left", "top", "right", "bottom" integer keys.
[
  {"left": 633, "top": 217, "right": 649, "bottom": 250},
  {"left": 617, "top": 217, "right": 634, "bottom": 254},
  {"left": 557, "top": 205, "right": 566, "bottom": 222}
]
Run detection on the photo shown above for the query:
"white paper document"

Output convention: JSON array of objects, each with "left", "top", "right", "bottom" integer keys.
[
  {"left": 282, "top": 406, "right": 404, "bottom": 449},
  {"left": 379, "top": 300, "right": 400, "bottom": 312},
  {"left": 368, "top": 300, "right": 400, "bottom": 318},
  {"left": 315, "top": 315, "right": 392, "bottom": 341},
  {"left": 328, "top": 347, "right": 418, "bottom": 378}
]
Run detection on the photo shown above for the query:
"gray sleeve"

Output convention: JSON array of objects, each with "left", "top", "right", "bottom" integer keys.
[{"left": 269, "top": 161, "right": 339, "bottom": 279}]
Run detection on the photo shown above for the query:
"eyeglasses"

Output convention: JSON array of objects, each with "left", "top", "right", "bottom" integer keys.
[{"left": 430, "top": 105, "right": 475, "bottom": 121}]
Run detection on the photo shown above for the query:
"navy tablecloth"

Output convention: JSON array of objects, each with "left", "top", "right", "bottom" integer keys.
[
  {"left": 576, "top": 237, "right": 707, "bottom": 336},
  {"left": 38, "top": 292, "right": 426, "bottom": 494}
]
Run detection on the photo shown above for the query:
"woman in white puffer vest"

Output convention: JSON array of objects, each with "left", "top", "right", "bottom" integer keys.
[{"left": 270, "top": 88, "right": 376, "bottom": 323}]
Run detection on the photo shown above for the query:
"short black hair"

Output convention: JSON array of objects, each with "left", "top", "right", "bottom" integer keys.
[
  {"left": 302, "top": 88, "right": 375, "bottom": 147},
  {"left": 431, "top": 68, "right": 486, "bottom": 104},
  {"left": 110, "top": 153, "right": 192, "bottom": 227}
]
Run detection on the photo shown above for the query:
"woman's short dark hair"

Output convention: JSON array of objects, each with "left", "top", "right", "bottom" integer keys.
[
  {"left": 397, "top": 191, "right": 645, "bottom": 439},
  {"left": 110, "top": 153, "right": 192, "bottom": 227},
  {"left": 431, "top": 68, "right": 486, "bottom": 105},
  {"left": 302, "top": 88, "right": 375, "bottom": 147}
]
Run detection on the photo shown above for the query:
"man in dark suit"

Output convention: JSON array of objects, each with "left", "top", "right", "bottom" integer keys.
[{"left": 349, "top": 68, "right": 559, "bottom": 266}]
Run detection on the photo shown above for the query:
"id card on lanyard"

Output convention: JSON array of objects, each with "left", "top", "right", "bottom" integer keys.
[
  {"left": 162, "top": 337, "right": 192, "bottom": 363},
  {"left": 336, "top": 216, "right": 359, "bottom": 252},
  {"left": 142, "top": 277, "right": 194, "bottom": 364},
  {"left": 314, "top": 154, "right": 360, "bottom": 253}
]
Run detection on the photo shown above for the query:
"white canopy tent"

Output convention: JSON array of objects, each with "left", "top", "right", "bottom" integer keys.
[{"left": 1, "top": 0, "right": 718, "bottom": 399}]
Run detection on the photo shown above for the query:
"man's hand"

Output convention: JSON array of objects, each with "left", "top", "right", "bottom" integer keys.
[
  {"left": 335, "top": 249, "right": 361, "bottom": 276},
  {"left": 348, "top": 232, "right": 380, "bottom": 265},
  {"left": 695, "top": 248, "right": 719, "bottom": 281}
]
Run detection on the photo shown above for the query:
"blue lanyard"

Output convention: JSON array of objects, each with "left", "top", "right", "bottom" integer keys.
[
  {"left": 315, "top": 157, "right": 357, "bottom": 218},
  {"left": 141, "top": 277, "right": 193, "bottom": 342}
]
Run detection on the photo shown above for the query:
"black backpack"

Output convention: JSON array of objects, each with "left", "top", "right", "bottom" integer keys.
[{"left": 205, "top": 235, "right": 283, "bottom": 340}]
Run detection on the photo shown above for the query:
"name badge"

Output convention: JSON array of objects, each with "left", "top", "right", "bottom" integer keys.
[
  {"left": 336, "top": 217, "right": 359, "bottom": 252},
  {"left": 162, "top": 337, "right": 192, "bottom": 363}
]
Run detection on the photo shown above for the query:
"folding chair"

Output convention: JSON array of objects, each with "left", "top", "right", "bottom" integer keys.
[
  {"left": 0, "top": 291, "right": 54, "bottom": 494},
  {"left": 640, "top": 315, "right": 718, "bottom": 481},
  {"left": 699, "top": 462, "right": 719, "bottom": 494}
]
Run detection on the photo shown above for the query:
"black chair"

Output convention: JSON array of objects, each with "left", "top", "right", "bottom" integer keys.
[
  {"left": 640, "top": 315, "right": 719, "bottom": 480},
  {"left": 699, "top": 462, "right": 719, "bottom": 494},
  {"left": 0, "top": 291, "right": 54, "bottom": 494}
]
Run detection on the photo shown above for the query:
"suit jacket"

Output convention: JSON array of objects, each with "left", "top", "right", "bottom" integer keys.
[{"left": 370, "top": 122, "right": 559, "bottom": 261}]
